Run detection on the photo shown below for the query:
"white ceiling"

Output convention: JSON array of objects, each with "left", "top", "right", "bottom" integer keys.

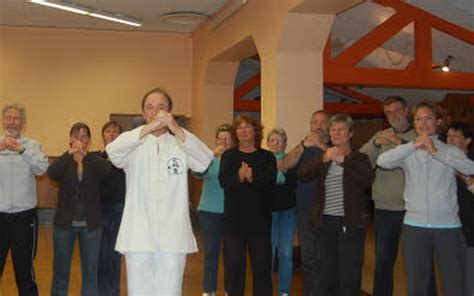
[{"left": 0, "top": 0, "right": 228, "bottom": 33}]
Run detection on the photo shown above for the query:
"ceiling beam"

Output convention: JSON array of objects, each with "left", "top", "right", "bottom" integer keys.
[{"left": 324, "top": 0, "right": 474, "bottom": 90}]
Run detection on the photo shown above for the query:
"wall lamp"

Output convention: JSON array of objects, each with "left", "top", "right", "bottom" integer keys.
[
  {"left": 28, "top": 0, "right": 143, "bottom": 27},
  {"left": 442, "top": 55, "right": 453, "bottom": 72}
]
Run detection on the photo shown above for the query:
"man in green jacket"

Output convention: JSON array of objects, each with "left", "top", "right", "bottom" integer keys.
[{"left": 360, "top": 96, "right": 417, "bottom": 296}]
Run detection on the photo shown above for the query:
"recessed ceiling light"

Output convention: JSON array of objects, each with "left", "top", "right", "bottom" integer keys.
[{"left": 161, "top": 12, "right": 208, "bottom": 25}]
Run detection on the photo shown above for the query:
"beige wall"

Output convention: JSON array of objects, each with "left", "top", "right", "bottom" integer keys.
[
  {"left": 191, "top": 0, "right": 360, "bottom": 147},
  {"left": 0, "top": 26, "right": 193, "bottom": 155},
  {"left": 192, "top": 0, "right": 296, "bottom": 145}
]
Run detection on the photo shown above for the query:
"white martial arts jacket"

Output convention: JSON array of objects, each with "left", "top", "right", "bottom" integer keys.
[{"left": 106, "top": 126, "right": 213, "bottom": 254}]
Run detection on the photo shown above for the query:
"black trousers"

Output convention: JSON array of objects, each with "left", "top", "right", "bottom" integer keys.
[
  {"left": 402, "top": 225, "right": 465, "bottom": 296},
  {"left": 223, "top": 229, "right": 272, "bottom": 296},
  {"left": 306, "top": 215, "right": 366, "bottom": 296},
  {"left": 296, "top": 209, "right": 313, "bottom": 295},
  {"left": 0, "top": 209, "right": 38, "bottom": 296}
]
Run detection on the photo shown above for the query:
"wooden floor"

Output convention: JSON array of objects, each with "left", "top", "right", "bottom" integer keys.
[{"left": 1, "top": 224, "right": 413, "bottom": 295}]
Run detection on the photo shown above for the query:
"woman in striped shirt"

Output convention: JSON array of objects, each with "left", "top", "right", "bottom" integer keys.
[{"left": 298, "top": 114, "right": 374, "bottom": 296}]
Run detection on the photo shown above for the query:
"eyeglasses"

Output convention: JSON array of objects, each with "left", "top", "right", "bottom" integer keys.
[{"left": 236, "top": 124, "right": 253, "bottom": 130}]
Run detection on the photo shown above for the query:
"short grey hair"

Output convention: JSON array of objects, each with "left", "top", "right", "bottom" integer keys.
[
  {"left": 2, "top": 103, "right": 26, "bottom": 120},
  {"left": 266, "top": 127, "right": 288, "bottom": 143},
  {"left": 330, "top": 114, "right": 354, "bottom": 132}
]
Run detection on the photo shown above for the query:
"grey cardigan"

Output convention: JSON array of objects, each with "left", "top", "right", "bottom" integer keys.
[{"left": 377, "top": 136, "right": 474, "bottom": 227}]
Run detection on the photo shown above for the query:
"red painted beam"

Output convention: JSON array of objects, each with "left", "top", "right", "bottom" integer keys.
[
  {"left": 326, "top": 85, "right": 382, "bottom": 105},
  {"left": 234, "top": 73, "right": 261, "bottom": 100},
  {"left": 325, "top": 0, "right": 474, "bottom": 90},
  {"left": 330, "top": 11, "right": 413, "bottom": 67},
  {"left": 325, "top": 67, "right": 474, "bottom": 90},
  {"left": 234, "top": 99, "right": 260, "bottom": 112},
  {"left": 373, "top": 0, "right": 474, "bottom": 44}
]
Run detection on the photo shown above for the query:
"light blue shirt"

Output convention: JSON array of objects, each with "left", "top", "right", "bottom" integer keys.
[
  {"left": 197, "top": 157, "right": 225, "bottom": 214},
  {"left": 274, "top": 150, "right": 286, "bottom": 185},
  {"left": 0, "top": 135, "right": 49, "bottom": 213}
]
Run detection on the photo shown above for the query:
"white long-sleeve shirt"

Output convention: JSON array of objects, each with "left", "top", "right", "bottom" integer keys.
[
  {"left": 106, "top": 126, "right": 212, "bottom": 253},
  {"left": 0, "top": 135, "right": 49, "bottom": 213}
]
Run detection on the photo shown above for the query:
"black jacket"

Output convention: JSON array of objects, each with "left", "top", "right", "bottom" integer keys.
[
  {"left": 298, "top": 150, "right": 374, "bottom": 229},
  {"left": 48, "top": 152, "right": 111, "bottom": 230},
  {"left": 458, "top": 152, "right": 474, "bottom": 246}
]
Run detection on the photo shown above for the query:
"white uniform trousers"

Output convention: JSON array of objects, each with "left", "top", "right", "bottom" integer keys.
[{"left": 125, "top": 251, "right": 187, "bottom": 296}]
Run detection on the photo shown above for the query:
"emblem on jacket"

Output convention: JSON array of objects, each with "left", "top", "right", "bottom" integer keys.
[{"left": 167, "top": 157, "right": 183, "bottom": 175}]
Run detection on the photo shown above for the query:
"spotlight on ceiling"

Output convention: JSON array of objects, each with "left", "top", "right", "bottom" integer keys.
[{"left": 442, "top": 55, "right": 453, "bottom": 72}]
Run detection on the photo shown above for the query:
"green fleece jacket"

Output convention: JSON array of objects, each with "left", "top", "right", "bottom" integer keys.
[{"left": 359, "top": 127, "right": 416, "bottom": 211}]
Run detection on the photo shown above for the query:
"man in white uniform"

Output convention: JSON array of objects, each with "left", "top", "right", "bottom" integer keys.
[{"left": 106, "top": 88, "right": 213, "bottom": 296}]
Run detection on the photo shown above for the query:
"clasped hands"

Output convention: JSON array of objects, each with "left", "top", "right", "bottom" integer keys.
[
  {"left": 238, "top": 161, "right": 253, "bottom": 183},
  {"left": 414, "top": 135, "right": 437, "bottom": 156},
  {"left": 0, "top": 136, "right": 24, "bottom": 153},
  {"left": 141, "top": 110, "right": 184, "bottom": 140},
  {"left": 303, "top": 131, "right": 328, "bottom": 151},
  {"left": 374, "top": 129, "right": 401, "bottom": 146},
  {"left": 323, "top": 147, "right": 346, "bottom": 164},
  {"left": 68, "top": 140, "right": 87, "bottom": 164}
]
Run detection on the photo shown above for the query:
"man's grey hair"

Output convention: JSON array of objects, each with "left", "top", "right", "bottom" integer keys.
[{"left": 2, "top": 103, "right": 26, "bottom": 120}]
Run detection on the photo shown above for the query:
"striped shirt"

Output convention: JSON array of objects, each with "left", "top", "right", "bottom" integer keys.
[{"left": 323, "top": 161, "right": 344, "bottom": 216}]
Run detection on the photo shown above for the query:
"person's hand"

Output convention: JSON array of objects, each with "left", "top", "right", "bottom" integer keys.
[
  {"left": 415, "top": 136, "right": 437, "bottom": 156},
  {"left": 155, "top": 110, "right": 185, "bottom": 141},
  {"left": 458, "top": 174, "right": 474, "bottom": 187},
  {"left": 214, "top": 144, "right": 225, "bottom": 158},
  {"left": 69, "top": 140, "right": 85, "bottom": 155},
  {"left": 382, "top": 129, "right": 402, "bottom": 145},
  {"left": 374, "top": 130, "right": 396, "bottom": 146},
  {"left": 324, "top": 147, "right": 346, "bottom": 164},
  {"left": 3, "top": 136, "right": 24, "bottom": 153},
  {"left": 276, "top": 159, "right": 285, "bottom": 172},
  {"left": 0, "top": 139, "right": 9, "bottom": 151},
  {"left": 304, "top": 131, "right": 328, "bottom": 151},
  {"left": 238, "top": 161, "right": 252, "bottom": 182},
  {"left": 238, "top": 161, "right": 247, "bottom": 182},
  {"left": 154, "top": 110, "right": 179, "bottom": 133},
  {"left": 246, "top": 165, "right": 253, "bottom": 183},
  {"left": 323, "top": 147, "right": 335, "bottom": 163}
]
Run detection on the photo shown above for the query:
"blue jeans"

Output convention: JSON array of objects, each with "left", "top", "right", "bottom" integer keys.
[
  {"left": 51, "top": 226, "right": 102, "bottom": 296},
  {"left": 271, "top": 209, "right": 296, "bottom": 295},
  {"left": 98, "top": 204, "right": 124, "bottom": 296},
  {"left": 198, "top": 210, "right": 224, "bottom": 293}
]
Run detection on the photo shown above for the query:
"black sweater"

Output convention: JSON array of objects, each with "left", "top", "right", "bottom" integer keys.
[
  {"left": 272, "top": 169, "right": 297, "bottom": 211},
  {"left": 48, "top": 152, "right": 111, "bottom": 230},
  {"left": 95, "top": 151, "right": 126, "bottom": 207},
  {"left": 219, "top": 148, "right": 276, "bottom": 234},
  {"left": 458, "top": 152, "right": 474, "bottom": 246}
]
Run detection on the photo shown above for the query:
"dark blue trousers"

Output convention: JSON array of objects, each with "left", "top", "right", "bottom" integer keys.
[
  {"left": 98, "top": 204, "right": 124, "bottom": 296},
  {"left": 198, "top": 210, "right": 225, "bottom": 293}
]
